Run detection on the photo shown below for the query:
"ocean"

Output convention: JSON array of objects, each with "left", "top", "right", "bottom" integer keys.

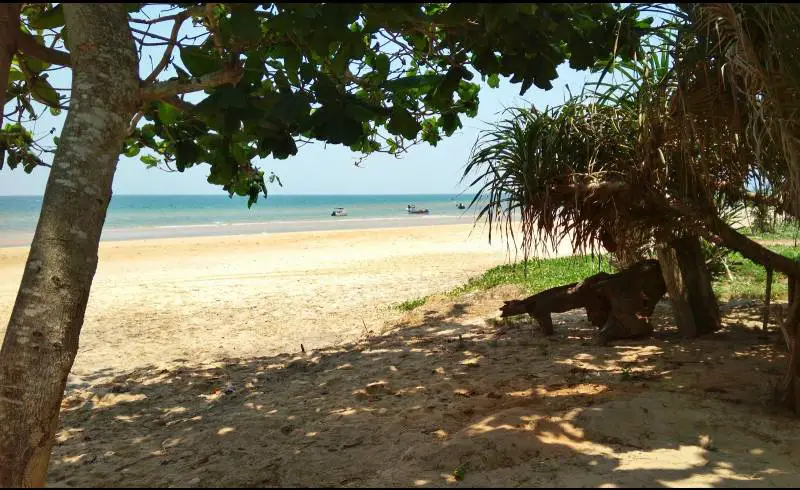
[{"left": 0, "top": 194, "right": 482, "bottom": 247}]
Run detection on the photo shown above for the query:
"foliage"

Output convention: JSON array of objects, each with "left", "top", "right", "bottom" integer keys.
[
  {"left": 399, "top": 244, "right": 799, "bottom": 312},
  {"left": 395, "top": 254, "right": 614, "bottom": 312},
  {"left": 3, "top": 3, "right": 651, "bottom": 207},
  {"left": 395, "top": 296, "right": 428, "bottom": 312},
  {"left": 462, "top": 4, "right": 800, "bottom": 268},
  {"left": 713, "top": 245, "right": 800, "bottom": 301},
  {"left": 452, "top": 254, "right": 614, "bottom": 296},
  {"left": 740, "top": 218, "right": 800, "bottom": 243}
]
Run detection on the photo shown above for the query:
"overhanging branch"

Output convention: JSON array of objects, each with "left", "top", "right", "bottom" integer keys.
[
  {"left": 16, "top": 31, "right": 70, "bottom": 67},
  {"left": 142, "top": 10, "right": 191, "bottom": 85},
  {"left": 139, "top": 68, "right": 243, "bottom": 102}
]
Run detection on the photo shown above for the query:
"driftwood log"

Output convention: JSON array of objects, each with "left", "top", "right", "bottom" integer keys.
[{"left": 499, "top": 259, "right": 667, "bottom": 344}]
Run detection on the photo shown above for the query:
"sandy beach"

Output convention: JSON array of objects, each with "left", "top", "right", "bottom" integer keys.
[
  {"left": 0, "top": 222, "right": 556, "bottom": 381},
  {"left": 3, "top": 222, "right": 799, "bottom": 487}
]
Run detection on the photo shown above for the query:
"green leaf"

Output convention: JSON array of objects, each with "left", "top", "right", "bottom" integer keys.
[
  {"left": 140, "top": 154, "right": 159, "bottom": 168},
  {"left": 299, "top": 63, "right": 317, "bottom": 84},
  {"left": 157, "top": 102, "right": 179, "bottom": 125},
  {"left": 283, "top": 48, "right": 302, "bottom": 85},
  {"left": 387, "top": 106, "right": 421, "bottom": 140},
  {"left": 434, "top": 66, "right": 470, "bottom": 104},
  {"left": 271, "top": 93, "right": 312, "bottom": 125},
  {"left": 29, "top": 77, "right": 60, "bottom": 107},
  {"left": 8, "top": 70, "right": 24, "bottom": 82},
  {"left": 174, "top": 140, "right": 199, "bottom": 171},
  {"left": 229, "top": 6, "right": 262, "bottom": 43},
  {"left": 49, "top": 106, "right": 61, "bottom": 116},
  {"left": 28, "top": 5, "right": 65, "bottom": 30},
  {"left": 383, "top": 74, "right": 444, "bottom": 92},
  {"left": 125, "top": 144, "right": 141, "bottom": 158},
  {"left": 180, "top": 46, "right": 222, "bottom": 78},
  {"left": 374, "top": 53, "right": 390, "bottom": 81},
  {"left": 217, "top": 85, "right": 249, "bottom": 109},
  {"left": 439, "top": 112, "right": 462, "bottom": 135},
  {"left": 487, "top": 73, "right": 500, "bottom": 89},
  {"left": 22, "top": 51, "right": 51, "bottom": 74}
]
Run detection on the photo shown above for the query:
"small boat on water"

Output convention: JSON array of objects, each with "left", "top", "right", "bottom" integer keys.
[
  {"left": 331, "top": 207, "right": 347, "bottom": 217},
  {"left": 407, "top": 204, "right": 430, "bottom": 215},
  {"left": 456, "top": 203, "right": 466, "bottom": 210}
]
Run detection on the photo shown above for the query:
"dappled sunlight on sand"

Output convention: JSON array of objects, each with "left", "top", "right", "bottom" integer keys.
[{"left": 47, "top": 289, "right": 800, "bottom": 487}]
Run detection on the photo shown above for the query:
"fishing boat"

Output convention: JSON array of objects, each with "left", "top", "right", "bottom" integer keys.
[
  {"left": 331, "top": 207, "right": 347, "bottom": 217},
  {"left": 407, "top": 204, "right": 430, "bottom": 215}
]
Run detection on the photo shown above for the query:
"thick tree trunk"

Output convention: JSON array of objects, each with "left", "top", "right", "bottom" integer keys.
[
  {"left": 656, "top": 235, "right": 721, "bottom": 338},
  {"left": 0, "top": 5, "right": 138, "bottom": 487}
]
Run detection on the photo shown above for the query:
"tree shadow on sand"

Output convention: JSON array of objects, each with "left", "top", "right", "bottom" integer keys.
[{"left": 48, "top": 297, "right": 799, "bottom": 487}]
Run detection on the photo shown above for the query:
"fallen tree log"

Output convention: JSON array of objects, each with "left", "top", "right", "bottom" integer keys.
[{"left": 499, "top": 259, "right": 667, "bottom": 344}]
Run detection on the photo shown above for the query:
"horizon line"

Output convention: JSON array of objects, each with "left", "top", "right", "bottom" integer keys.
[{"left": 0, "top": 192, "right": 473, "bottom": 198}]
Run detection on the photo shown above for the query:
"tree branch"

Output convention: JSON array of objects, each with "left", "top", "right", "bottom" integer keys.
[
  {"left": 129, "top": 12, "right": 191, "bottom": 25},
  {"left": 127, "top": 112, "right": 144, "bottom": 136},
  {"left": 142, "top": 10, "right": 191, "bottom": 85},
  {"left": 140, "top": 68, "right": 243, "bottom": 102},
  {"left": 205, "top": 3, "right": 224, "bottom": 55},
  {"left": 16, "top": 31, "right": 71, "bottom": 67},
  {"left": 162, "top": 95, "right": 195, "bottom": 113},
  {"left": 130, "top": 27, "right": 180, "bottom": 45}
]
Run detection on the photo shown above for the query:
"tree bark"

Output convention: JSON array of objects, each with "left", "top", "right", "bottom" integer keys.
[
  {"left": 0, "top": 3, "right": 21, "bottom": 114},
  {"left": 656, "top": 235, "right": 721, "bottom": 338},
  {"left": 0, "top": 5, "right": 139, "bottom": 487},
  {"left": 764, "top": 268, "right": 773, "bottom": 332},
  {"left": 777, "top": 279, "right": 800, "bottom": 411}
]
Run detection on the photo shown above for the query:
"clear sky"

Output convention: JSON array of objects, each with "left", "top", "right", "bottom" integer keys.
[{"left": 0, "top": 9, "right": 602, "bottom": 197}]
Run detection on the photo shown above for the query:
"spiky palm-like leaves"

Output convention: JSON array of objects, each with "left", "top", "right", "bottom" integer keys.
[
  {"left": 464, "top": 3, "right": 798, "bottom": 265},
  {"left": 462, "top": 102, "right": 653, "bottom": 263},
  {"left": 464, "top": 2, "right": 800, "bottom": 411},
  {"left": 694, "top": 4, "right": 800, "bottom": 217}
]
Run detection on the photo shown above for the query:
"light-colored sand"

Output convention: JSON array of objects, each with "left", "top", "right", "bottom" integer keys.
[
  {"left": 47, "top": 292, "right": 800, "bottom": 487},
  {"left": 2, "top": 224, "right": 798, "bottom": 487},
  {"left": 0, "top": 223, "right": 554, "bottom": 380}
]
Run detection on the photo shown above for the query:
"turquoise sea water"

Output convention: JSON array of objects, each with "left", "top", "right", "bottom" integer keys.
[{"left": 0, "top": 194, "right": 480, "bottom": 246}]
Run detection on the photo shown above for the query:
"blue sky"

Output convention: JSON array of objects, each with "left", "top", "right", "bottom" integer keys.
[{"left": 0, "top": 8, "right": 603, "bottom": 197}]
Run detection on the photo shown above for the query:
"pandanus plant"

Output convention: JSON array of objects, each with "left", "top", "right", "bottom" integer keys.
[{"left": 464, "top": 2, "right": 800, "bottom": 411}]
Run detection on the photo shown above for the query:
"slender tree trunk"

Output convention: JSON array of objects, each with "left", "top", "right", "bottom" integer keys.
[
  {"left": 763, "top": 268, "right": 773, "bottom": 332},
  {"left": 0, "top": 5, "right": 138, "bottom": 487},
  {"left": 0, "top": 3, "right": 21, "bottom": 114},
  {"left": 657, "top": 235, "right": 721, "bottom": 338},
  {"left": 778, "top": 278, "right": 800, "bottom": 411}
]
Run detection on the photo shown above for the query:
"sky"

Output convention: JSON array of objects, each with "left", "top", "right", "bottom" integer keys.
[{"left": 0, "top": 7, "right": 605, "bottom": 197}]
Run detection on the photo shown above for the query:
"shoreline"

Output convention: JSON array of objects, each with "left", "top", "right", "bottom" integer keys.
[
  {"left": 1, "top": 222, "right": 527, "bottom": 378},
  {"left": 0, "top": 214, "right": 481, "bottom": 248}
]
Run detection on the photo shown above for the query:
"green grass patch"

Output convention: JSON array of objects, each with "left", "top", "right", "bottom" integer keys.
[
  {"left": 447, "top": 254, "right": 615, "bottom": 297},
  {"left": 740, "top": 221, "right": 800, "bottom": 243},
  {"left": 394, "top": 296, "right": 429, "bottom": 312},
  {"left": 393, "top": 243, "right": 799, "bottom": 313},
  {"left": 713, "top": 245, "right": 800, "bottom": 301}
]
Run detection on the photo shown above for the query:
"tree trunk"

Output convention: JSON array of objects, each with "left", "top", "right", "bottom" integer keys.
[
  {"left": 656, "top": 235, "right": 721, "bottom": 338},
  {"left": 0, "top": 5, "right": 138, "bottom": 487},
  {"left": 778, "top": 278, "right": 800, "bottom": 411},
  {"left": 0, "top": 3, "right": 21, "bottom": 114}
]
